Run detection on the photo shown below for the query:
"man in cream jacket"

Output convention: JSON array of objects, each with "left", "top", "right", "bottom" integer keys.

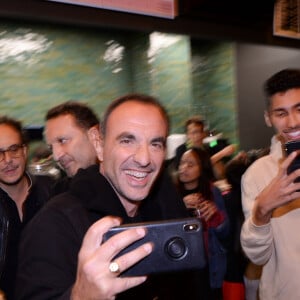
[{"left": 241, "top": 69, "right": 300, "bottom": 300}]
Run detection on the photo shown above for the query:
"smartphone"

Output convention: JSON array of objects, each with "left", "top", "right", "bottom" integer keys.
[
  {"left": 103, "top": 217, "right": 206, "bottom": 277},
  {"left": 285, "top": 140, "right": 300, "bottom": 182}
]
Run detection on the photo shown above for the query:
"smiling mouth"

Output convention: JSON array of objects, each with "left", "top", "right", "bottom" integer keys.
[
  {"left": 284, "top": 130, "right": 300, "bottom": 141},
  {"left": 287, "top": 131, "right": 300, "bottom": 137},
  {"left": 124, "top": 170, "right": 149, "bottom": 180},
  {"left": 3, "top": 165, "right": 18, "bottom": 172}
]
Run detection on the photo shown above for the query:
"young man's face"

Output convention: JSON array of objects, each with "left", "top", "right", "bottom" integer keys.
[
  {"left": 99, "top": 100, "right": 168, "bottom": 205},
  {"left": 0, "top": 124, "right": 27, "bottom": 187},
  {"left": 45, "top": 114, "right": 98, "bottom": 177},
  {"left": 265, "top": 88, "right": 300, "bottom": 143}
]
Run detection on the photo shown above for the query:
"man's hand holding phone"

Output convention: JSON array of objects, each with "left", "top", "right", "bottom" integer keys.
[
  {"left": 252, "top": 149, "right": 300, "bottom": 226},
  {"left": 71, "top": 216, "right": 152, "bottom": 300}
]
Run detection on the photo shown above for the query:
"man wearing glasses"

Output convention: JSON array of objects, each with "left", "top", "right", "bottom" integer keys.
[{"left": 0, "top": 116, "right": 54, "bottom": 300}]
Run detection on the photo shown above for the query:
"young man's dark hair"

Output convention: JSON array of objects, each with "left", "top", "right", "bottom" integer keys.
[
  {"left": 46, "top": 100, "right": 99, "bottom": 130},
  {"left": 264, "top": 69, "right": 300, "bottom": 108}
]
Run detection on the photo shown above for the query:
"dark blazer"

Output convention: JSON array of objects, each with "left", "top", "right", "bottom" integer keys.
[{"left": 0, "top": 174, "right": 54, "bottom": 300}]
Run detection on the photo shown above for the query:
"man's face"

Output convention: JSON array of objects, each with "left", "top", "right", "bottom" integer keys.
[
  {"left": 265, "top": 88, "right": 300, "bottom": 143},
  {"left": 99, "top": 101, "right": 167, "bottom": 204},
  {"left": 186, "top": 123, "right": 205, "bottom": 148},
  {"left": 0, "top": 124, "right": 27, "bottom": 187},
  {"left": 45, "top": 114, "right": 98, "bottom": 177}
]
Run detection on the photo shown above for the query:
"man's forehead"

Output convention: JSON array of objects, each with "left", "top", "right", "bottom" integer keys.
[
  {"left": 108, "top": 103, "right": 166, "bottom": 127},
  {"left": 45, "top": 115, "right": 83, "bottom": 135},
  {"left": 0, "top": 124, "right": 22, "bottom": 145},
  {"left": 46, "top": 114, "right": 77, "bottom": 127},
  {"left": 105, "top": 122, "right": 167, "bottom": 139},
  {"left": 0, "top": 124, "right": 19, "bottom": 136}
]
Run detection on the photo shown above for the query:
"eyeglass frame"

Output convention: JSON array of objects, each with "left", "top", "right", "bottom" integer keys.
[{"left": 0, "top": 144, "right": 25, "bottom": 162}]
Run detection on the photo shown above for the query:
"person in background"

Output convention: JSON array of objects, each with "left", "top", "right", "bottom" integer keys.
[
  {"left": 222, "top": 151, "right": 260, "bottom": 300},
  {"left": 174, "top": 117, "right": 207, "bottom": 165},
  {"left": 241, "top": 69, "right": 300, "bottom": 300},
  {"left": 0, "top": 116, "right": 54, "bottom": 300},
  {"left": 173, "top": 116, "right": 235, "bottom": 179},
  {"left": 176, "top": 147, "right": 229, "bottom": 300},
  {"left": 15, "top": 94, "right": 202, "bottom": 300},
  {"left": 44, "top": 100, "right": 100, "bottom": 193}
]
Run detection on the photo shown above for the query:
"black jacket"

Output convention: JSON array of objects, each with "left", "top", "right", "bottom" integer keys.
[
  {"left": 16, "top": 165, "right": 202, "bottom": 300},
  {"left": 0, "top": 174, "right": 54, "bottom": 300}
]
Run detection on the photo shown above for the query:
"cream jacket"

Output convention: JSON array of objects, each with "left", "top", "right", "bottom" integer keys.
[{"left": 241, "top": 136, "right": 300, "bottom": 299}]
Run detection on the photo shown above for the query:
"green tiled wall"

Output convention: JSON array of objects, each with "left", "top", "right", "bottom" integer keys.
[
  {"left": 0, "top": 21, "right": 238, "bottom": 145},
  {"left": 191, "top": 41, "right": 238, "bottom": 145}
]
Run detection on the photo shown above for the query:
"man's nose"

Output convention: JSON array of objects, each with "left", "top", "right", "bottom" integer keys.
[
  {"left": 52, "top": 145, "right": 64, "bottom": 161},
  {"left": 287, "top": 112, "right": 299, "bottom": 128},
  {"left": 2, "top": 151, "right": 13, "bottom": 162},
  {"left": 133, "top": 144, "right": 151, "bottom": 166}
]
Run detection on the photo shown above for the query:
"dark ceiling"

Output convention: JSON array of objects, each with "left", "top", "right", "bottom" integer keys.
[{"left": 0, "top": 0, "right": 299, "bottom": 48}]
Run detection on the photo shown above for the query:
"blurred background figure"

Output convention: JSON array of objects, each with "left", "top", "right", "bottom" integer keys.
[
  {"left": 221, "top": 148, "right": 269, "bottom": 300},
  {"left": 176, "top": 147, "right": 229, "bottom": 300},
  {"left": 222, "top": 151, "right": 250, "bottom": 300},
  {"left": 172, "top": 116, "right": 236, "bottom": 180},
  {"left": 44, "top": 101, "right": 100, "bottom": 194},
  {"left": 28, "top": 142, "right": 61, "bottom": 179}
]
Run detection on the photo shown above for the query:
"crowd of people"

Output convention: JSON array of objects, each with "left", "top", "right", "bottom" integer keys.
[{"left": 1, "top": 68, "right": 300, "bottom": 300}]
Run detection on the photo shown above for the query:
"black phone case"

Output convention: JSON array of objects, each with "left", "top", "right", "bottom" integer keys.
[{"left": 103, "top": 217, "right": 206, "bottom": 276}]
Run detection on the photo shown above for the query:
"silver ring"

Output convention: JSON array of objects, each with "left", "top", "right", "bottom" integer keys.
[{"left": 109, "top": 261, "right": 120, "bottom": 273}]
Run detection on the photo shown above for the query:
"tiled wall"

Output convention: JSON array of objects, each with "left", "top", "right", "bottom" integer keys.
[
  {"left": 191, "top": 40, "right": 238, "bottom": 145},
  {"left": 0, "top": 21, "right": 238, "bottom": 145}
]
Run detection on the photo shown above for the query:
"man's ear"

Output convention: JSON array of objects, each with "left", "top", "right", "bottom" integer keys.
[
  {"left": 87, "top": 126, "right": 103, "bottom": 162},
  {"left": 264, "top": 110, "right": 272, "bottom": 127}
]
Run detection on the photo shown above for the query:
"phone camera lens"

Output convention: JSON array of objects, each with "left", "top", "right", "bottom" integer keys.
[
  {"left": 183, "top": 223, "right": 199, "bottom": 232},
  {"left": 165, "top": 237, "right": 187, "bottom": 259}
]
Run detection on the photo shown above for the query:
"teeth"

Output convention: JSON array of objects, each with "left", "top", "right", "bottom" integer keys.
[
  {"left": 288, "top": 131, "right": 300, "bottom": 137},
  {"left": 125, "top": 170, "right": 147, "bottom": 178}
]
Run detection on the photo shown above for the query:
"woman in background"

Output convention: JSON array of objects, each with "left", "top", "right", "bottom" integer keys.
[{"left": 177, "top": 147, "right": 229, "bottom": 300}]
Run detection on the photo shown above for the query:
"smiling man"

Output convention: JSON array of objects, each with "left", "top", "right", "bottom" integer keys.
[
  {"left": 0, "top": 116, "right": 54, "bottom": 300},
  {"left": 241, "top": 69, "right": 300, "bottom": 300},
  {"left": 16, "top": 94, "right": 198, "bottom": 300},
  {"left": 98, "top": 98, "right": 168, "bottom": 216}
]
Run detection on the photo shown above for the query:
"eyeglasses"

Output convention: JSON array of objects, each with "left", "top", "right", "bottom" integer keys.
[{"left": 0, "top": 144, "right": 25, "bottom": 162}]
